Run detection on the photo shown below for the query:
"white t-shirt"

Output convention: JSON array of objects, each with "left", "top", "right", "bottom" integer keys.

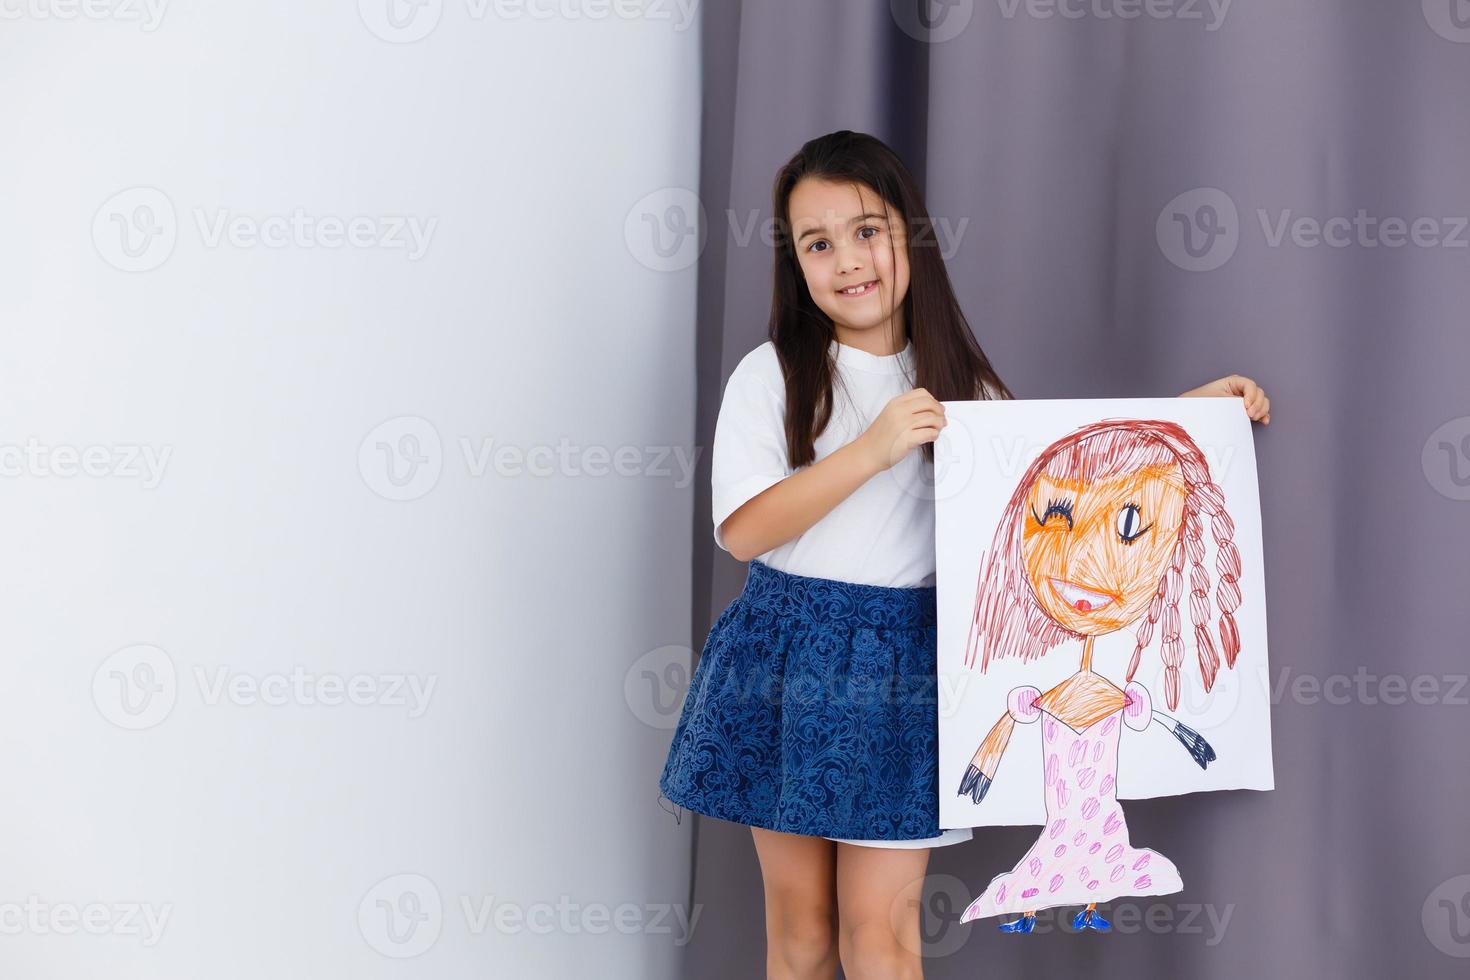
[{"left": 711, "top": 338, "right": 938, "bottom": 588}]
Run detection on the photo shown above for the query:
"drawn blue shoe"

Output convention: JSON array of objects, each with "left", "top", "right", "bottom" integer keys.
[
  {"left": 998, "top": 913, "right": 1036, "bottom": 934},
  {"left": 1072, "top": 908, "right": 1112, "bottom": 932}
]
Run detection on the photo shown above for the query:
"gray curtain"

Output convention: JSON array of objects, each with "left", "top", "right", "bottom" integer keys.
[{"left": 682, "top": 1, "right": 1470, "bottom": 976}]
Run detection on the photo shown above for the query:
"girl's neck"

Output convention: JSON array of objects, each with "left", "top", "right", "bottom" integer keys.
[{"left": 833, "top": 322, "right": 907, "bottom": 357}]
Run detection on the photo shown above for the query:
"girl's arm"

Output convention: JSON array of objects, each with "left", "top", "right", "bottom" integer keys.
[
  {"left": 1179, "top": 374, "right": 1272, "bottom": 425},
  {"left": 719, "top": 388, "right": 946, "bottom": 562}
]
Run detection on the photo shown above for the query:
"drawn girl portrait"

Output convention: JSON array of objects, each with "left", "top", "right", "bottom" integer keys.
[{"left": 954, "top": 418, "right": 1243, "bottom": 933}]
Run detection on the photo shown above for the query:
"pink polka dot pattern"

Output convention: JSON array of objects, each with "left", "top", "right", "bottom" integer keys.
[{"left": 959, "top": 703, "right": 1183, "bottom": 923}]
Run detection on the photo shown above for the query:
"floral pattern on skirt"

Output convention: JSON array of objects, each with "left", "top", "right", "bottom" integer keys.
[{"left": 659, "top": 560, "right": 945, "bottom": 840}]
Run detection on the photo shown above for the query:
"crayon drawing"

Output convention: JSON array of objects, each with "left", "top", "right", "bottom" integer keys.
[{"left": 933, "top": 400, "right": 1273, "bottom": 934}]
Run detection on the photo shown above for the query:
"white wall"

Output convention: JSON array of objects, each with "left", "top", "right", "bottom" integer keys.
[{"left": 0, "top": 3, "right": 700, "bottom": 977}]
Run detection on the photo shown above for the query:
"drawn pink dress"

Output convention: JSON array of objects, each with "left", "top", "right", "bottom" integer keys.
[{"left": 961, "top": 683, "right": 1183, "bottom": 920}]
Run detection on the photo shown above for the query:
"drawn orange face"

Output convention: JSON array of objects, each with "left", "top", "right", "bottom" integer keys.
[{"left": 1020, "top": 460, "right": 1188, "bottom": 636}]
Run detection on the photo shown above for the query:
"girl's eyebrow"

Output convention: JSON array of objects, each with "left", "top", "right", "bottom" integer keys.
[{"left": 795, "top": 212, "right": 889, "bottom": 244}]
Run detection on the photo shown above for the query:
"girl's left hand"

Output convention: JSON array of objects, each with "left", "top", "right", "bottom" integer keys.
[{"left": 1179, "top": 375, "right": 1271, "bottom": 425}]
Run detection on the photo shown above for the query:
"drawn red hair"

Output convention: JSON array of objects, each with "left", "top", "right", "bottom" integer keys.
[{"left": 962, "top": 419, "right": 1243, "bottom": 710}]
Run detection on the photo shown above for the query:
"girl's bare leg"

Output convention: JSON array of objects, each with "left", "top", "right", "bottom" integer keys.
[
  {"left": 750, "top": 828, "right": 839, "bottom": 980},
  {"left": 834, "top": 842, "right": 931, "bottom": 980}
]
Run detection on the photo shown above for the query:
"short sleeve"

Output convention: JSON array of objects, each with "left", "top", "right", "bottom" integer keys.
[{"left": 710, "top": 365, "right": 791, "bottom": 553}]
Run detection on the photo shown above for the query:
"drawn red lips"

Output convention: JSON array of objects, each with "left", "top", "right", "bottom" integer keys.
[{"left": 1048, "top": 577, "right": 1117, "bottom": 613}]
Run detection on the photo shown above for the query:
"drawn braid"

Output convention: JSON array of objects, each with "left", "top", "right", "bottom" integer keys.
[
  {"left": 1211, "top": 501, "right": 1243, "bottom": 669},
  {"left": 1159, "top": 542, "right": 1187, "bottom": 710},
  {"left": 1185, "top": 496, "right": 1221, "bottom": 694},
  {"left": 1126, "top": 573, "right": 1167, "bottom": 683}
]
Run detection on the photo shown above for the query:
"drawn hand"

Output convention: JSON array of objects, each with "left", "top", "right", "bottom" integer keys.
[
  {"left": 958, "top": 763, "right": 992, "bottom": 804},
  {"left": 1180, "top": 374, "right": 1270, "bottom": 425}
]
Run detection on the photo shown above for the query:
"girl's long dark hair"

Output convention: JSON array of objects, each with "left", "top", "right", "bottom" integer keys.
[{"left": 769, "top": 129, "right": 1012, "bottom": 467}]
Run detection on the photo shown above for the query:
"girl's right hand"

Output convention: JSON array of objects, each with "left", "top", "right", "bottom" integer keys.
[{"left": 856, "top": 388, "right": 947, "bottom": 472}]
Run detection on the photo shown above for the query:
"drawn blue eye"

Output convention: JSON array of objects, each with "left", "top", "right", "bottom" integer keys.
[{"left": 1116, "top": 503, "right": 1152, "bottom": 544}]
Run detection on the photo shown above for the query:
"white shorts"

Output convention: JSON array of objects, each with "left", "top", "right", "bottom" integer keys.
[{"left": 825, "top": 827, "right": 973, "bottom": 849}]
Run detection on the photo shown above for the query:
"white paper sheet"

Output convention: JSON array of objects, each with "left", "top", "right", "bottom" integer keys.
[{"left": 935, "top": 398, "right": 1274, "bottom": 833}]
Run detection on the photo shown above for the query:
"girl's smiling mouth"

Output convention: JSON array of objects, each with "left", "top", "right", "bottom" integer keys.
[
  {"left": 1048, "top": 577, "right": 1117, "bottom": 613},
  {"left": 837, "top": 278, "right": 880, "bottom": 297}
]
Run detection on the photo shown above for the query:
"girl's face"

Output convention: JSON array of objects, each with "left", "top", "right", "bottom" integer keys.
[
  {"left": 787, "top": 177, "right": 911, "bottom": 347},
  {"left": 1020, "top": 460, "right": 1189, "bottom": 638}
]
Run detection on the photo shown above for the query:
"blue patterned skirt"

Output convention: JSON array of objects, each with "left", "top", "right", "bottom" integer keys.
[{"left": 658, "top": 559, "right": 943, "bottom": 840}]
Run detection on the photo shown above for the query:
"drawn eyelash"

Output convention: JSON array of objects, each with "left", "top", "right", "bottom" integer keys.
[{"left": 1030, "top": 497, "right": 1074, "bottom": 530}]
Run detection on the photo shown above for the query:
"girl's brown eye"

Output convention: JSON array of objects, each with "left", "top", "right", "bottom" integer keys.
[{"left": 858, "top": 226, "right": 878, "bottom": 240}]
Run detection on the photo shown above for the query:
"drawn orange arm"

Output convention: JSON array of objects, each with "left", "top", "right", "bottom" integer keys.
[{"left": 957, "top": 685, "right": 1042, "bottom": 804}]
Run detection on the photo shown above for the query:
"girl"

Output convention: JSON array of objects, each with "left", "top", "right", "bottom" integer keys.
[{"left": 658, "top": 130, "right": 1271, "bottom": 979}]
